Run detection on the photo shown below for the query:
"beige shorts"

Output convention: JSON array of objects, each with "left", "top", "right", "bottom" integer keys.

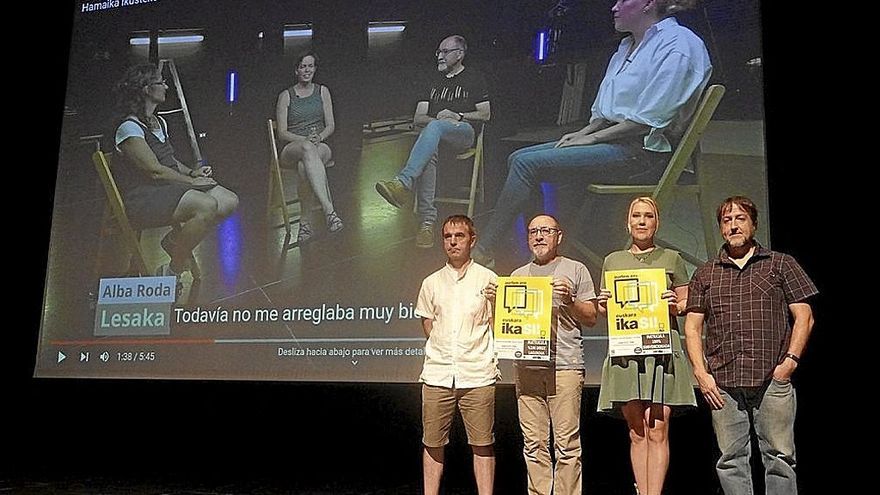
[{"left": 422, "top": 383, "right": 495, "bottom": 448}]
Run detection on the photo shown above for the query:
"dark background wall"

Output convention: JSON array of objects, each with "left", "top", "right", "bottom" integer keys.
[{"left": 9, "top": 1, "right": 835, "bottom": 493}]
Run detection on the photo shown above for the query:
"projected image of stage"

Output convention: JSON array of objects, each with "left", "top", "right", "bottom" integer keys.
[
  {"left": 37, "top": 0, "right": 768, "bottom": 384},
  {"left": 13, "top": 2, "right": 839, "bottom": 495}
]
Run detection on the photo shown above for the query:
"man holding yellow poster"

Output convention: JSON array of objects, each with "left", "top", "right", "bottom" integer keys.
[
  {"left": 488, "top": 214, "right": 597, "bottom": 495},
  {"left": 603, "top": 268, "right": 671, "bottom": 357}
]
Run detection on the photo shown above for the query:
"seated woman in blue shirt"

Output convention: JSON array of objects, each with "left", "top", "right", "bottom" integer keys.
[{"left": 474, "top": 0, "right": 711, "bottom": 264}]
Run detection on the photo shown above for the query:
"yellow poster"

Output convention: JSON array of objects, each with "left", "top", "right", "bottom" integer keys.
[
  {"left": 493, "top": 276, "right": 552, "bottom": 361},
  {"left": 604, "top": 268, "right": 671, "bottom": 357}
]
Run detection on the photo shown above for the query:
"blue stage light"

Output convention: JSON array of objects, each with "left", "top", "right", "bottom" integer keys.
[{"left": 227, "top": 70, "right": 237, "bottom": 103}]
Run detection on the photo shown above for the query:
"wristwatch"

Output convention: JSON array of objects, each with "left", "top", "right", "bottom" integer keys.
[{"left": 457, "top": 112, "right": 465, "bottom": 121}]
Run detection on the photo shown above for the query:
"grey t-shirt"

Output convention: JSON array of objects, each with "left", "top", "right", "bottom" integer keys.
[{"left": 511, "top": 257, "right": 596, "bottom": 370}]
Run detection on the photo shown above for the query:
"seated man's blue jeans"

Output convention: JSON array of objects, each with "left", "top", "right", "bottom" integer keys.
[
  {"left": 396, "top": 119, "right": 474, "bottom": 225},
  {"left": 477, "top": 138, "right": 664, "bottom": 254},
  {"left": 712, "top": 380, "right": 798, "bottom": 495}
]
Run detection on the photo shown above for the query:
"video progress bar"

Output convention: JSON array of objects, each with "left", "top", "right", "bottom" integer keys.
[
  {"left": 216, "top": 337, "right": 428, "bottom": 344},
  {"left": 49, "top": 337, "right": 427, "bottom": 346},
  {"left": 50, "top": 336, "right": 614, "bottom": 346}
]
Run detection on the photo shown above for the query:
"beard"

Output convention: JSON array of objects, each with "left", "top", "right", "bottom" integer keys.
[{"left": 726, "top": 233, "right": 752, "bottom": 248}]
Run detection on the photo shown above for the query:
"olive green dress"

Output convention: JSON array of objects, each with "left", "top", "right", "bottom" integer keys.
[{"left": 596, "top": 247, "right": 697, "bottom": 415}]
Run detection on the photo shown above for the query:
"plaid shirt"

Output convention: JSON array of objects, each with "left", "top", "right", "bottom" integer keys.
[{"left": 687, "top": 244, "right": 818, "bottom": 387}]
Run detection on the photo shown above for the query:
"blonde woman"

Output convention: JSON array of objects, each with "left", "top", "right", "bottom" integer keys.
[
  {"left": 596, "top": 197, "right": 696, "bottom": 495},
  {"left": 474, "top": 0, "right": 710, "bottom": 266}
]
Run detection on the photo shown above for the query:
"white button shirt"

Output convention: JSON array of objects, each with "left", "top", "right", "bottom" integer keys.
[
  {"left": 591, "top": 17, "right": 712, "bottom": 152},
  {"left": 416, "top": 259, "right": 498, "bottom": 389}
]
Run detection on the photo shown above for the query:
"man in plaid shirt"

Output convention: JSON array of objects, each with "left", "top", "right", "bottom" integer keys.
[{"left": 684, "top": 196, "right": 817, "bottom": 495}]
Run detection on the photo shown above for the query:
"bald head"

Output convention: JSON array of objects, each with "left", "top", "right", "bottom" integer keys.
[
  {"left": 527, "top": 214, "right": 563, "bottom": 265},
  {"left": 436, "top": 35, "right": 467, "bottom": 73}
]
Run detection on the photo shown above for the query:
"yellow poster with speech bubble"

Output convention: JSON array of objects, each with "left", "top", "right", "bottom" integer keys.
[
  {"left": 494, "top": 276, "right": 552, "bottom": 361},
  {"left": 604, "top": 268, "right": 671, "bottom": 357}
]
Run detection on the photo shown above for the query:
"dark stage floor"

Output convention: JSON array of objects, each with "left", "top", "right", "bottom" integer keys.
[{"left": 22, "top": 123, "right": 827, "bottom": 495}]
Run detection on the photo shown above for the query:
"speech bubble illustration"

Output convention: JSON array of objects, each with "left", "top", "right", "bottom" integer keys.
[
  {"left": 503, "top": 284, "right": 528, "bottom": 313},
  {"left": 613, "top": 277, "right": 641, "bottom": 308}
]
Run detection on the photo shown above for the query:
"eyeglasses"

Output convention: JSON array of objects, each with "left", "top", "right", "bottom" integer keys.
[
  {"left": 435, "top": 48, "right": 462, "bottom": 57},
  {"left": 149, "top": 79, "right": 168, "bottom": 87},
  {"left": 527, "top": 227, "right": 561, "bottom": 237}
]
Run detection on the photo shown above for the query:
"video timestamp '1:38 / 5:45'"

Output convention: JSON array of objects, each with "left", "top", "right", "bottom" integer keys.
[{"left": 117, "top": 351, "right": 156, "bottom": 362}]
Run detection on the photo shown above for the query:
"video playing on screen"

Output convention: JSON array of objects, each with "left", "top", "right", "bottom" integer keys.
[{"left": 36, "top": 0, "right": 769, "bottom": 383}]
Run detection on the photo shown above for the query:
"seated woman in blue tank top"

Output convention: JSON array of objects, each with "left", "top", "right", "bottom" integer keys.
[
  {"left": 114, "top": 64, "right": 239, "bottom": 277},
  {"left": 275, "top": 51, "right": 343, "bottom": 244}
]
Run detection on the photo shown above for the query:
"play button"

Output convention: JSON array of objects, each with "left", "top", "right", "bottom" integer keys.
[{"left": 57, "top": 351, "right": 67, "bottom": 363}]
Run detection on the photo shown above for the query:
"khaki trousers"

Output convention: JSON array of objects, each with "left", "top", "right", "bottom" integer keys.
[{"left": 516, "top": 367, "right": 584, "bottom": 495}]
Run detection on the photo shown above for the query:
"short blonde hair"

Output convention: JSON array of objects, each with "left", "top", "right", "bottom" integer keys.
[{"left": 626, "top": 196, "right": 660, "bottom": 232}]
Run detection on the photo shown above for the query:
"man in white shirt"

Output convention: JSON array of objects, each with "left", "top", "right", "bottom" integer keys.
[{"left": 416, "top": 214, "right": 498, "bottom": 495}]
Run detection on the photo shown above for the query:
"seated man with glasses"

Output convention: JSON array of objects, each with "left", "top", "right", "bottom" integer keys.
[{"left": 375, "top": 34, "right": 491, "bottom": 249}]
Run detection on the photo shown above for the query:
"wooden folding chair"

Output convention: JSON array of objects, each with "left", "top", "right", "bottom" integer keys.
[
  {"left": 92, "top": 150, "right": 200, "bottom": 279},
  {"left": 266, "top": 119, "right": 296, "bottom": 237},
  {"left": 432, "top": 127, "right": 486, "bottom": 218},
  {"left": 570, "top": 84, "right": 726, "bottom": 268},
  {"left": 92, "top": 151, "right": 151, "bottom": 276}
]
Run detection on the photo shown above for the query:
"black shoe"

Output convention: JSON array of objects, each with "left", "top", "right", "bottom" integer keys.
[{"left": 375, "top": 179, "right": 410, "bottom": 208}]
